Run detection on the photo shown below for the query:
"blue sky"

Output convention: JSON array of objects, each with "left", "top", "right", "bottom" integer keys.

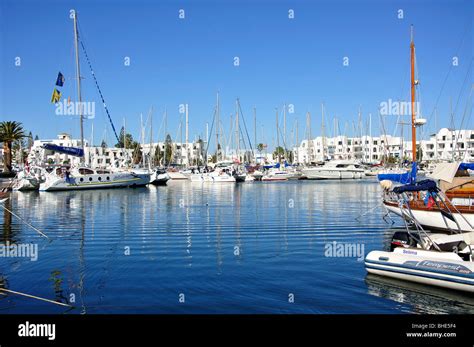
[{"left": 0, "top": 0, "right": 472, "bottom": 151}]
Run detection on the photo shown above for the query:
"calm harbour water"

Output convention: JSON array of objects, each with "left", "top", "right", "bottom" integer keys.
[{"left": 1, "top": 179, "right": 474, "bottom": 314}]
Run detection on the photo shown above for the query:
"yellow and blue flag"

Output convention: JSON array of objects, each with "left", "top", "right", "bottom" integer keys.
[{"left": 51, "top": 88, "right": 61, "bottom": 103}]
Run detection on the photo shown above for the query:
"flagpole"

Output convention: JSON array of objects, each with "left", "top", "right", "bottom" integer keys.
[{"left": 73, "top": 10, "right": 84, "bottom": 161}]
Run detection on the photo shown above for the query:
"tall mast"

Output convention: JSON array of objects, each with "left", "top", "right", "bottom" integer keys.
[
  {"left": 321, "top": 103, "right": 325, "bottom": 160},
  {"left": 276, "top": 108, "right": 280, "bottom": 163},
  {"left": 235, "top": 99, "right": 239, "bottom": 162},
  {"left": 185, "top": 103, "right": 189, "bottom": 166},
  {"left": 410, "top": 25, "right": 417, "bottom": 162},
  {"left": 141, "top": 113, "right": 145, "bottom": 167},
  {"left": 253, "top": 106, "right": 257, "bottom": 162},
  {"left": 216, "top": 92, "right": 220, "bottom": 162},
  {"left": 73, "top": 10, "right": 84, "bottom": 160},
  {"left": 149, "top": 111, "right": 153, "bottom": 168},
  {"left": 295, "top": 118, "right": 298, "bottom": 164},
  {"left": 306, "top": 111, "right": 312, "bottom": 163},
  {"left": 369, "top": 113, "right": 372, "bottom": 163},
  {"left": 283, "top": 103, "right": 287, "bottom": 151}
]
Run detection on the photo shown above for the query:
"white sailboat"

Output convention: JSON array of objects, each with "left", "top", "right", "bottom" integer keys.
[
  {"left": 40, "top": 166, "right": 149, "bottom": 191},
  {"left": 40, "top": 11, "right": 150, "bottom": 191},
  {"left": 366, "top": 26, "right": 474, "bottom": 293}
]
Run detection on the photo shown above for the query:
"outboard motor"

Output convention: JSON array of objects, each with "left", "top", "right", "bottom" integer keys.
[{"left": 390, "top": 231, "right": 418, "bottom": 251}]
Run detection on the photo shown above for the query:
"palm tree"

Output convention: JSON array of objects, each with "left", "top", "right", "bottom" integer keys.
[{"left": 0, "top": 121, "right": 25, "bottom": 173}]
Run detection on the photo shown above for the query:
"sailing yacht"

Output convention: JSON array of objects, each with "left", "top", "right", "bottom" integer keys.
[
  {"left": 39, "top": 13, "right": 151, "bottom": 191},
  {"left": 367, "top": 178, "right": 474, "bottom": 293},
  {"left": 39, "top": 166, "right": 149, "bottom": 191},
  {"left": 382, "top": 162, "right": 474, "bottom": 232},
  {"left": 366, "top": 26, "right": 474, "bottom": 293}
]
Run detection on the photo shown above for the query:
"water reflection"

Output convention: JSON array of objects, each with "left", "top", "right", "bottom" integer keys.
[
  {"left": 2, "top": 180, "right": 472, "bottom": 313},
  {"left": 365, "top": 273, "right": 474, "bottom": 314}
]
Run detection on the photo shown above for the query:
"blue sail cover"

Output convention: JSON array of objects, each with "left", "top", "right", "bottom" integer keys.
[
  {"left": 263, "top": 161, "right": 292, "bottom": 169},
  {"left": 393, "top": 179, "right": 438, "bottom": 194},
  {"left": 459, "top": 163, "right": 474, "bottom": 171},
  {"left": 42, "top": 143, "right": 84, "bottom": 157},
  {"left": 377, "top": 162, "right": 417, "bottom": 184}
]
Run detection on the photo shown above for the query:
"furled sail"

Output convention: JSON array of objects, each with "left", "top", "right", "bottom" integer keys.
[{"left": 42, "top": 143, "right": 84, "bottom": 157}]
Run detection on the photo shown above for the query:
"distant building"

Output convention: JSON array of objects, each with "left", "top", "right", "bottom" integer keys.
[
  {"left": 27, "top": 133, "right": 207, "bottom": 168},
  {"left": 293, "top": 128, "right": 474, "bottom": 164}
]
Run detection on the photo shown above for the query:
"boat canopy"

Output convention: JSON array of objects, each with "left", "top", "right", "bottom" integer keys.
[
  {"left": 264, "top": 161, "right": 292, "bottom": 169},
  {"left": 393, "top": 179, "right": 438, "bottom": 194},
  {"left": 42, "top": 143, "right": 84, "bottom": 157}
]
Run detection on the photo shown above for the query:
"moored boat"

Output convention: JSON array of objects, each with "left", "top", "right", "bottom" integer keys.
[
  {"left": 39, "top": 166, "right": 150, "bottom": 191},
  {"left": 302, "top": 160, "right": 364, "bottom": 180},
  {"left": 150, "top": 168, "right": 170, "bottom": 185}
]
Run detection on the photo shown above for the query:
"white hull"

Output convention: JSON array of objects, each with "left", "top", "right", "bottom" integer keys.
[
  {"left": 302, "top": 168, "right": 364, "bottom": 179},
  {"left": 40, "top": 172, "right": 150, "bottom": 191},
  {"left": 385, "top": 203, "right": 474, "bottom": 233},
  {"left": 190, "top": 173, "right": 236, "bottom": 183},
  {"left": 167, "top": 171, "right": 189, "bottom": 180},
  {"left": 12, "top": 177, "right": 40, "bottom": 191},
  {"left": 365, "top": 248, "right": 474, "bottom": 293},
  {"left": 261, "top": 170, "right": 298, "bottom": 181},
  {"left": 262, "top": 176, "right": 288, "bottom": 181}
]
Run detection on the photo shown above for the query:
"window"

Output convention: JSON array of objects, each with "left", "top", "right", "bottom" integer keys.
[{"left": 79, "top": 168, "right": 94, "bottom": 175}]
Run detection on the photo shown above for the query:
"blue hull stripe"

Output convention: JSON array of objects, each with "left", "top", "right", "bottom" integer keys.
[
  {"left": 365, "top": 263, "right": 474, "bottom": 286},
  {"left": 365, "top": 259, "right": 474, "bottom": 279}
]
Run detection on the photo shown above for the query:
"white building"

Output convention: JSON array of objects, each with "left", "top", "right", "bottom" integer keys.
[
  {"left": 27, "top": 133, "right": 207, "bottom": 168},
  {"left": 420, "top": 128, "right": 474, "bottom": 162},
  {"left": 293, "top": 128, "right": 474, "bottom": 164}
]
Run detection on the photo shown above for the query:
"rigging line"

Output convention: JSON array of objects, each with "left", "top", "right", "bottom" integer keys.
[
  {"left": 77, "top": 32, "right": 121, "bottom": 144},
  {"left": 448, "top": 58, "right": 473, "bottom": 158},
  {"left": 454, "top": 83, "right": 473, "bottom": 158},
  {"left": 236, "top": 100, "right": 254, "bottom": 153},
  {"left": 453, "top": 58, "right": 473, "bottom": 120},
  {"left": 204, "top": 106, "right": 217, "bottom": 156},
  {"left": 426, "top": 20, "right": 472, "bottom": 126}
]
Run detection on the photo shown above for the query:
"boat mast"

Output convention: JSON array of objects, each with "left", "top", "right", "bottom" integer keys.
[
  {"left": 321, "top": 103, "right": 325, "bottom": 161},
  {"left": 185, "top": 103, "right": 189, "bottom": 166},
  {"left": 216, "top": 92, "right": 220, "bottom": 162},
  {"left": 276, "top": 108, "right": 280, "bottom": 164},
  {"left": 295, "top": 118, "right": 298, "bottom": 164},
  {"left": 253, "top": 106, "right": 257, "bottom": 163},
  {"left": 283, "top": 103, "right": 287, "bottom": 152},
  {"left": 410, "top": 25, "right": 417, "bottom": 162},
  {"left": 73, "top": 10, "right": 84, "bottom": 161},
  {"left": 235, "top": 99, "right": 239, "bottom": 163}
]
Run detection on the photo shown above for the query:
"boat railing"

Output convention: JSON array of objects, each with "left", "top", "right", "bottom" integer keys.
[
  {"left": 385, "top": 184, "right": 474, "bottom": 253},
  {"left": 397, "top": 193, "right": 442, "bottom": 252}
]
